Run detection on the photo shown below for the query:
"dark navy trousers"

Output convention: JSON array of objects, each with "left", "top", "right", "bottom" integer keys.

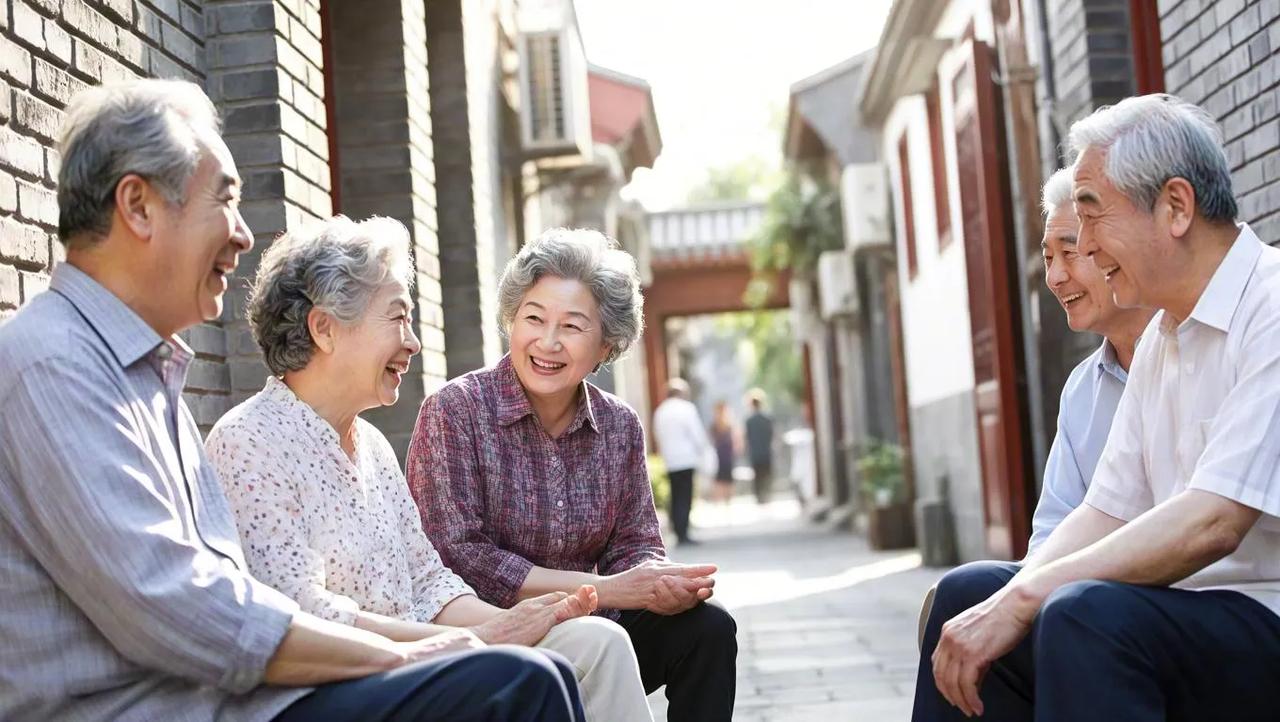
[
  {"left": 275, "top": 645, "right": 586, "bottom": 722},
  {"left": 913, "top": 560, "right": 1280, "bottom": 722}
]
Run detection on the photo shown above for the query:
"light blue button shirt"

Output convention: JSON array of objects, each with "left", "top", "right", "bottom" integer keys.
[{"left": 1027, "top": 338, "right": 1129, "bottom": 554}]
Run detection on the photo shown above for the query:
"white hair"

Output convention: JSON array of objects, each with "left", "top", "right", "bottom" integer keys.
[
  {"left": 1041, "top": 166, "right": 1076, "bottom": 217},
  {"left": 57, "top": 79, "right": 220, "bottom": 245},
  {"left": 1066, "top": 94, "right": 1237, "bottom": 222},
  {"left": 249, "top": 215, "right": 415, "bottom": 376}
]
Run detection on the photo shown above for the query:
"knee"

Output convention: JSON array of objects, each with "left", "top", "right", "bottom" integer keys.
[
  {"left": 556, "top": 616, "right": 637, "bottom": 659},
  {"left": 687, "top": 602, "right": 737, "bottom": 653},
  {"left": 932, "top": 561, "right": 1018, "bottom": 620},
  {"left": 1036, "top": 579, "right": 1138, "bottom": 643}
]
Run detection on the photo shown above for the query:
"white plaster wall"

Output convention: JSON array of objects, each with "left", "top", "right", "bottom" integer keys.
[{"left": 883, "top": 95, "right": 976, "bottom": 409}]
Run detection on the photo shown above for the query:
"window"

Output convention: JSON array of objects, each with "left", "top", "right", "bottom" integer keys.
[
  {"left": 897, "top": 133, "right": 918, "bottom": 279},
  {"left": 925, "top": 84, "right": 952, "bottom": 248}
]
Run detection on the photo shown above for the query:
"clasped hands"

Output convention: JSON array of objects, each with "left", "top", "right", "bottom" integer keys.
[{"left": 602, "top": 559, "right": 718, "bottom": 615}]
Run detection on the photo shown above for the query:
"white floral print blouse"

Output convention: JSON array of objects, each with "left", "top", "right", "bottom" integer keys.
[{"left": 205, "top": 376, "right": 475, "bottom": 625}]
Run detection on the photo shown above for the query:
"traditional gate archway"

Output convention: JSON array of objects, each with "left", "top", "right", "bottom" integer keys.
[{"left": 641, "top": 202, "right": 792, "bottom": 418}]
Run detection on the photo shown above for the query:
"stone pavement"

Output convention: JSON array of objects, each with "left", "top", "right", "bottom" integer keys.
[{"left": 646, "top": 497, "right": 949, "bottom": 722}]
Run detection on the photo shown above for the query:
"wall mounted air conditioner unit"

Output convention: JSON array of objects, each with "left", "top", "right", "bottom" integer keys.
[
  {"left": 817, "top": 249, "right": 859, "bottom": 320},
  {"left": 841, "top": 163, "right": 891, "bottom": 251},
  {"left": 517, "top": 2, "right": 592, "bottom": 160}
]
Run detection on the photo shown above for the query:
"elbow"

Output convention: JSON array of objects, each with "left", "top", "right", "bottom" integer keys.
[{"left": 1201, "top": 523, "right": 1246, "bottom": 560}]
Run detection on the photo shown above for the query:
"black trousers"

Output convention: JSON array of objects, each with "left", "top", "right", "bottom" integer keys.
[
  {"left": 617, "top": 602, "right": 737, "bottom": 722},
  {"left": 668, "top": 467, "right": 695, "bottom": 542},
  {"left": 750, "top": 462, "right": 772, "bottom": 504},
  {"left": 274, "top": 646, "right": 585, "bottom": 722},
  {"left": 913, "top": 560, "right": 1280, "bottom": 722}
]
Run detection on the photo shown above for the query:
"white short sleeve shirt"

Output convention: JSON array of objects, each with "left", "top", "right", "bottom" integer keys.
[{"left": 1085, "top": 224, "right": 1280, "bottom": 614}]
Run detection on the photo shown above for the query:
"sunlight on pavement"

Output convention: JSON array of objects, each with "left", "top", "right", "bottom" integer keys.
[{"left": 716, "top": 552, "right": 923, "bottom": 610}]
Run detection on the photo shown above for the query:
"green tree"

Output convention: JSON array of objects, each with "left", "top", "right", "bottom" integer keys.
[{"left": 686, "top": 156, "right": 779, "bottom": 204}]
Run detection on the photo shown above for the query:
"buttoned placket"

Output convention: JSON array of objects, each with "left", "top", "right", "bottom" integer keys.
[{"left": 548, "top": 434, "right": 567, "bottom": 552}]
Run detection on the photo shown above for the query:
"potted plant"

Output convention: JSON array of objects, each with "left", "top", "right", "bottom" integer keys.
[{"left": 857, "top": 440, "right": 915, "bottom": 550}]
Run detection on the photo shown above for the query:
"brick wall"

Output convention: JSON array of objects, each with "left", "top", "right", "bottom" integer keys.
[
  {"left": 204, "top": 0, "right": 331, "bottom": 430},
  {"left": 1160, "top": 0, "right": 1280, "bottom": 243},
  {"left": 0, "top": 0, "right": 226, "bottom": 418},
  {"left": 327, "top": 0, "right": 445, "bottom": 460}
]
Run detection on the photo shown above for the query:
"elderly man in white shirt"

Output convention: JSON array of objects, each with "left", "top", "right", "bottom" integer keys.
[
  {"left": 917, "top": 94, "right": 1280, "bottom": 722},
  {"left": 652, "top": 378, "right": 713, "bottom": 546}
]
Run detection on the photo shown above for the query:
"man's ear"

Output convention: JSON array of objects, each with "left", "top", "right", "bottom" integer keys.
[
  {"left": 308, "top": 307, "right": 337, "bottom": 355},
  {"left": 114, "top": 174, "right": 158, "bottom": 242},
  {"left": 1163, "top": 176, "right": 1196, "bottom": 239}
]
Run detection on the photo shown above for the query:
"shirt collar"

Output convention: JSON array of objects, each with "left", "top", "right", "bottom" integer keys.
[
  {"left": 261, "top": 375, "right": 349, "bottom": 448},
  {"left": 49, "top": 263, "right": 186, "bottom": 367},
  {"left": 1178, "top": 223, "right": 1264, "bottom": 334},
  {"left": 1094, "top": 337, "right": 1129, "bottom": 384},
  {"left": 495, "top": 354, "right": 599, "bottom": 434}
]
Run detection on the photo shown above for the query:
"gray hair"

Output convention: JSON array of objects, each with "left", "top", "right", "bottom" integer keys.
[
  {"left": 1066, "top": 93, "right": 1237, "bottom": 223},
  {"left": 497, "top": 228, "right": 643, "bottom": 365},
  {"left": 1041, "top": 166, "right": 1075, "bottom": 217},
  {"left": 249, "top": 215, "right": 415, "bottom": 376},
  {"left": 57, "top": 79, "right": 220, "bottom": 245}
]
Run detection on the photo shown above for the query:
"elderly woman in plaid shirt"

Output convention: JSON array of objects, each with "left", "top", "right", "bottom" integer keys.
[{"left": 407, "top": 228, "right": 739, "bottom": 722}]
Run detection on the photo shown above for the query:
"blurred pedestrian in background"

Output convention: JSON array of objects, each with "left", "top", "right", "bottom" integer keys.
[
  {"left": 744, "top": 390, "right": 776, "bottom": 505},
  {"left": 710, "top": 402, "right": 739, "bottom": 505}
]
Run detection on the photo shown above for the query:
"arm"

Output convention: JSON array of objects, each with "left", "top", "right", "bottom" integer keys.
[
  {"left": 1024, "top": 399, "right": 1089, "bottom": 559},
  {"left": 406, "top": 386, "right": 538, "bottom": 608},
  {"left": 0, "top": 359, "right": 303, "bottom": 693},
  {"left": 1009, "top": 491, "right": 1258, "bottom": 613}
]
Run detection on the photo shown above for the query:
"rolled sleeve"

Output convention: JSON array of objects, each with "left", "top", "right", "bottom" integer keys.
[
  {"left": 0, "top": 360, "right": 296, "bottom": 692},
  {"left": 407, "top": 385, "right": 535, "bottom": 608},
  {"left": 599, "top": 410, "right": 667, "bottom": 577}
]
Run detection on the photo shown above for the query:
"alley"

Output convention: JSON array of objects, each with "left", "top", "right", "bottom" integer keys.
[{"left": 650, "top": 499, "right": 948, "bottom": 721}]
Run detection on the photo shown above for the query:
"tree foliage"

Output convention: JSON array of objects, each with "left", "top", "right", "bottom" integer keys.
[{"left": 748, "top": 172, "right": 844, "bottom": 277}]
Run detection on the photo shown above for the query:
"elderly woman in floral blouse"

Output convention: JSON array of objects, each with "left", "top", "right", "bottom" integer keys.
[
  {"left": 407, "top": 228, "right": 739, "bottom": 722},
  {"left": 205, "top": 216, "right": 651, "bottom": 722}
]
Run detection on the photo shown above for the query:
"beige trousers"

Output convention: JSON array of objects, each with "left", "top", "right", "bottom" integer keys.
[{"left": 536, "top": 616, "right": 653, "bottom": 722}]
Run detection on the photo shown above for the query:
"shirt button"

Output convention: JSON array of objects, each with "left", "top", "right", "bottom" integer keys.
[{"left": 556, "top": 500, "right": 565, "bottom": 508}]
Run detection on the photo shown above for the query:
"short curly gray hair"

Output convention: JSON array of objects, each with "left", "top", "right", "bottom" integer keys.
[
  {"left": 249, "top": 215, "right": 414, "bottom": 376},
  {"left": 497, "top": 228, "right": 643, "bottom": 364}
]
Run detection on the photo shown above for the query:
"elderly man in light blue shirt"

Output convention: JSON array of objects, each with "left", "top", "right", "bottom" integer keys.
[{"left": 1025, "top": 167, "right": 1155, "bottom": 555}]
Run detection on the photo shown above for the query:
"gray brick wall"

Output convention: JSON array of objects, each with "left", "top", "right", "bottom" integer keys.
[
  {"left": 1046, "top": 0, "right": 1140, "bottom": 153},
  {"left": 327, "top": 0, "right": 445, "bottom": 460},
  {"left": 426, "top": 0, "right": 506, "bottom": 380},
  {"left": 1159, "top": 0, "right": 1280, "bottom": 243},
  {"left": 204, "top": 0, "right": 332, "bottom": 428},
  {"left": 0, "top": 0, "right": 227, "bottom": 415}
]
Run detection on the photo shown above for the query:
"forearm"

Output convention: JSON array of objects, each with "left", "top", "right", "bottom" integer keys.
[
  {"left": 517, "top": 566, "right": 608, "bottom": 603},
  {"left": 353, "top": 610, "right": 456, "bottom": 643},
  {"left": 433, "top": 594, "right": 504, "bottom": 627},
  {"left": 1012, "top": 491, "right": 1257, "bottom": 609},
  {"left": 264, "top": 612, "right": 404, "bottom": 686},
  {"left": 1020, "top": 502, "right": 1123, "bottom": 571}
]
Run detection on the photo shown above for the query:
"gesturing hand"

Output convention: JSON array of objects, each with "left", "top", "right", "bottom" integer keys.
[
  {"left": 397, "top": 627, "right": 486, "bottom": 665},
  {"left": 471, "top": 585, "right": 598, "bottom": 646},
  {"left": 603, "top": 560, "right": 717, "bottom": 613},
  {"left": 931, "top": 589, "right": 1036, "bottom": 717}
]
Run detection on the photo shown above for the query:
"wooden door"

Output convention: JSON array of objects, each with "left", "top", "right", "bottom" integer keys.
[{"left": 950, "top": 40, "right": 1034, "bottom": 560}]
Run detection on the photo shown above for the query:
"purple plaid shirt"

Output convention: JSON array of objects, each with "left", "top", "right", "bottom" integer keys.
[{"left": 407, "top": 355, "right": 666, "bottom": 615}]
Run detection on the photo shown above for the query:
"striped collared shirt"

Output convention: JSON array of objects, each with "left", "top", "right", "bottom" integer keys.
[{"left": 0, "top": 263, "right": 308, "bottom": 721}]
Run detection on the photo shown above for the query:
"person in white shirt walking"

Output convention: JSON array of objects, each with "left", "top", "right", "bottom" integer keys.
[
  {"left": 652, "top": 378, "right": 712, "bottom": 546},
  {"left": 919, "top": 93, "right": 1280, "bottom": 722}
]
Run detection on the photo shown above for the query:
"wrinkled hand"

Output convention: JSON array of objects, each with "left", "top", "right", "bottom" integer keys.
[
  {"left": 931, "top": 590, "right": 1036, "bottom": 717},
  {"left": 471, "top": 585, "right": 598, "bottom": 646},
  {"left": 603, "top": 560, "right": 717, "bottom": 613},
  {"left": 397, "top": 627, "right": 486, "bottom": 665}
]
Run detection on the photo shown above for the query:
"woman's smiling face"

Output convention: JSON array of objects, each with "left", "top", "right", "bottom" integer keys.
[{"left": 508, "top": 275, "right": 611, "bottom": 401}]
